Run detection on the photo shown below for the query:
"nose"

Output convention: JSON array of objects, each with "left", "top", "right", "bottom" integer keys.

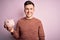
[{"left": 27, "top": 9, "right": 30, "bottom": 13}]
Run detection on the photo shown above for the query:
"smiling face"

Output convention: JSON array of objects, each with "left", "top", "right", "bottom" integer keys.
[{"left": 24, "top": 4, "right": 35, "bottom": 18}]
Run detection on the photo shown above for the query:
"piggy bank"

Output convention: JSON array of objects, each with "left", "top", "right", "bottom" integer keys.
[{"left": 4, "top": 19, "right": 15, "bottom": 27}]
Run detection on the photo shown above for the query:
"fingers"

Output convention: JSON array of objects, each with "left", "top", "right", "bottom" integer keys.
[
  {"left": 4, "top": 24, "right": 8, "bottom": 30},
  {"left": 4, "top": 24, "right": 12, "bottom": 32},
  {"left": 8, "top": 27, "right": 12, "bottom": 31},
  {"left": 4, "top": 24, "right": 7, "bottom": 28}
]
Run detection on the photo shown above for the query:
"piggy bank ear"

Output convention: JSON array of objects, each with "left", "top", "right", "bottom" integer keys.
[
  {"left": 4, "top": 19, "right": 9, "bottom": 25},
  {"left": 4, "top": 19, "right": 9, "bottom": 23}
]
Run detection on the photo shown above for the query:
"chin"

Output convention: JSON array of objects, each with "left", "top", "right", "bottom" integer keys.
[{"left": 27, "top": 15, "right": 32, "bottom": 18}]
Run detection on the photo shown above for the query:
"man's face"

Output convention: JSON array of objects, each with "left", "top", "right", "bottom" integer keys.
[{"left": 24, "top": 4, "right": 34, "bottom": 18}]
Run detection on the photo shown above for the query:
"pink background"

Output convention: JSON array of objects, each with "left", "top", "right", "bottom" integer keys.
[{"left": 0, "top": 0, "right": 60, "bottom": 40}]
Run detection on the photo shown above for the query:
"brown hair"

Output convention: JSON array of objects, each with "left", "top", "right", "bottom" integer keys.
[{"left": 24, "top": 0, "right": 35, "bottom": 7}]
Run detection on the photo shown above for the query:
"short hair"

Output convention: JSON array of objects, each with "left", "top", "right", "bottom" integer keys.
[{"left": 24, "top": 0, "right": 35, "bottom": 7}]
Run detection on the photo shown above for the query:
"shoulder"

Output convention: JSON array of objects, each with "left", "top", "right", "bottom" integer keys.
[
  {"left": 17, "top": 17, "right": 25, "bottom": 23},
  {"left": 33, "top": 17, "right": 42, "bottom": 23},
  {"left": 33, "top": 17, "right": 43, "bottom": 26},
  {"left": 18, "top": 17, "right": 25, "bottom": 21}
]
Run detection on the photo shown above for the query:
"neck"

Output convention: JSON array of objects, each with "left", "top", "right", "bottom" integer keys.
[{"left": 26, "top": 16, "right": 33, "bottom": 19}]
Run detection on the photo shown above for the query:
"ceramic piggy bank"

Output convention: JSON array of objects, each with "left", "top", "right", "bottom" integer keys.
[{"left": 4, "top": 19, "right": 15, "bottom": 27}]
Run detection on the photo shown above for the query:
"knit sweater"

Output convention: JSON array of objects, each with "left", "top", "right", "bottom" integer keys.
[{"left": 11, "top": 17, "right": 45, "bottom": 40}]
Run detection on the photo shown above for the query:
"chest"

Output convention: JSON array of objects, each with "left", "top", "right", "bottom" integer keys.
[{"left": 19, "top": 20, "right": 39, "bottom": 33}]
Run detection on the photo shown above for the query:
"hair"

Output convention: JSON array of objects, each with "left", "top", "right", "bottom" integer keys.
[{"left": 24, "top": 0, "right": 35, "bottom": 7}]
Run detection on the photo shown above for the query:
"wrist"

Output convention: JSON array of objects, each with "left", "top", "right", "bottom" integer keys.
[{"left": 10, "top": 28, "right": 14, "bottom": 33}]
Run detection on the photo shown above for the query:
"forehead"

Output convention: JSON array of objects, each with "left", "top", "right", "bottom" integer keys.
[{"left": 25, "top": 4, "right": 34, "bottom": 8}]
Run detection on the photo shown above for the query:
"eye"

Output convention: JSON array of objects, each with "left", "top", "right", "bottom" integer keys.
[
  {"left": 30, "top": 8, "right": 32, "bottom": 10},
  {"left": 25, "top": 8, "right": 29, "bottom": 10}
]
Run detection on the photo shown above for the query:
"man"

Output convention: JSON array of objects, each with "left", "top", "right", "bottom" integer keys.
[{"left": 4, "top": 0, "right": 45, "bottom": 40}]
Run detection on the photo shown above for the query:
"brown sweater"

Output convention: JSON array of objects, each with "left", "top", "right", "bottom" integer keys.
[{"left": 11, "top": 17, "right": 45, "bottom": 40}]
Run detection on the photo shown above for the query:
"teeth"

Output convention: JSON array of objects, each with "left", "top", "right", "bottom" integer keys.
[{"left": 4, "top": 19, "right": 15, "bottom": 27}]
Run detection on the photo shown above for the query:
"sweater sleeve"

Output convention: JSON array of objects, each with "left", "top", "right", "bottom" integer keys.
[
  {"left": 38, "top": 21, "right": 45, "bottom": 40},
  {"left": 11, "top": 21, "right": 20, "bottom": 39}
]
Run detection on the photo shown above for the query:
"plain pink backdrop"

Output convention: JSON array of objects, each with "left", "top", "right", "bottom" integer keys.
[{"left": 0, "top": 0, "right": 60, "bottom": 40}]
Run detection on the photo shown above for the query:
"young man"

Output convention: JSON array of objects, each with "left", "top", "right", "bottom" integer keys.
[{"left": 4, "top": 1, "right": 45, "bottom": 40}]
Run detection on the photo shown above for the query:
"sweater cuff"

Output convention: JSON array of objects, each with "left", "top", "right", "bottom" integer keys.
[{"left": 11, "top": 31, "right": 15, "bottom": 35}]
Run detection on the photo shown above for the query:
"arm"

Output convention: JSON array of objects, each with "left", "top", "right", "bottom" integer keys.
[
  {"left": 11, "top": 22, "right": 20, "bottom": 39},
  {"left": 4, "top": 20, "right": 20, "bottom": 39},
  {"left": 38, "top": 21, "right": 45, "bottom": 40}
]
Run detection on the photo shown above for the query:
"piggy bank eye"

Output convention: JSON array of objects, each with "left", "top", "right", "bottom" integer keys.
[{"left": 7, "top": 21, "right": 9, "bottom": 23}]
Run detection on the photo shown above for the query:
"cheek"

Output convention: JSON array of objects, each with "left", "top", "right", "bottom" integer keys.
[
  {"left": 30, "top": 10, "right": 34, "bottom": 14},
  {"left": 25, "top": 10, "right": 28, "bottom": 13}
]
